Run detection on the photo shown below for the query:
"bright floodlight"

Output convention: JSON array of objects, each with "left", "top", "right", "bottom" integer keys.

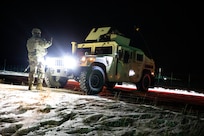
[
  {"left": 45, "top": 56, "right": 78, "bottom": 70},
  {"left": 63, "top": 56, "right": 78, "bottom": 69}
]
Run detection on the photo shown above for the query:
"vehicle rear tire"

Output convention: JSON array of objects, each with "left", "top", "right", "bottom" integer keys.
[
  {"left": 44, "top": 69, "right": 68, "bottom": 88},
  {"left": 136, "top": 72, "right": 151, "bottom": 92},
  {"left": 80, "top": 66, "right": 105, "bottom": 95}
]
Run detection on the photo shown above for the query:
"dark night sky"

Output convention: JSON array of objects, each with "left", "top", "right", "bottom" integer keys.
[{"left": 0, "top": 1, "right": 203, "bottom": 77}]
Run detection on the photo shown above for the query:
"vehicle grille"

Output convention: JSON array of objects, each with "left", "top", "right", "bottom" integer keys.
[{"left": 55, "top": 59, "right": 64, "bottom": 66}]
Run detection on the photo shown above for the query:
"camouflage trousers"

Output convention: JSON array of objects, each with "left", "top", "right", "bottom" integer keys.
[{"left": 28, "top": 58, "right": 45, "bottom": 85}]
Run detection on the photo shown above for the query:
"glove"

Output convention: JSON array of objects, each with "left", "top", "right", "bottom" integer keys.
[{"left": 48, "top": 37, "right": 53, "bottom": 46}]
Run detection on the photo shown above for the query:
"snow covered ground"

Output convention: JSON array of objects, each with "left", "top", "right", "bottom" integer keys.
[{"left": 0, "top": 83, "right": 204, "bottom": 136}]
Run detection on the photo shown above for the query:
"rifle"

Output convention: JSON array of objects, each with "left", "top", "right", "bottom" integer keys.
[{"left": 24, "top": 65, "right": 30, "bottom": 72}]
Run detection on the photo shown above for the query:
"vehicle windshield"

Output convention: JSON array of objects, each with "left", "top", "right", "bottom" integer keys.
[
  {"left": 76, "top": 48, "right": 91, "bottom": 57},
  {"left": 76, "top": 46, "right": 112, "bottom": 56},
  {"left": 95, "top": 46, "right": 112, "bottom": 55}
]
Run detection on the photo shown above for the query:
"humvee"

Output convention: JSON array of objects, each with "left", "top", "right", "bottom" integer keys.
[{"left": 44, "top": 27, "right": 155, "bottom": 95}]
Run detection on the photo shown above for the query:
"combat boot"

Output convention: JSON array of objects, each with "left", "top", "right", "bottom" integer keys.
[
  {"left": 28, "top": 83, "right": 33, "bottom": 90},
  {"left": 36, "top": 83, "right": 43, "bottom": 90}
]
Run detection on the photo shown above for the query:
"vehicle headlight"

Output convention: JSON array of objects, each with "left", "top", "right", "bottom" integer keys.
[
  {"left": 63, "top": 56, "right": 78, "bottom": 69},
  {"left": 45, "top": 56, "right": 78, "bottom": 70}
]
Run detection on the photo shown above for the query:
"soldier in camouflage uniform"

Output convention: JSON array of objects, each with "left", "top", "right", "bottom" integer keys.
[{"left": 26, "top": 28, "right": 52, "bottom": 90}]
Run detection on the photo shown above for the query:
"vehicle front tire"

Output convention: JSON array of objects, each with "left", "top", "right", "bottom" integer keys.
[
  {"left": 80, "top": 66, "right": 105, "bottom": 95},
  {"left": 44, "top": 68, "right": 68, "bottom": 88}
]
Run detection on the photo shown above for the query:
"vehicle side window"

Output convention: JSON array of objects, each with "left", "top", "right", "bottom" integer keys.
[
  {"left": 118, "top": 50, "right": 123, "bottom": 60},
  {"left": 124, "top": 51, "right": 129, "bottom": 63},
  {"left": 129, "top": 52, "right": 133, "bottom": 59},
  {"left": 136, "top": 53, "right": 143, "bottom": 61}
]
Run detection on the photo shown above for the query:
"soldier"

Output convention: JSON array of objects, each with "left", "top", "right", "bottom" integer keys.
[{"left": 26, "top": 28, "right": 52, "bottom": 90}]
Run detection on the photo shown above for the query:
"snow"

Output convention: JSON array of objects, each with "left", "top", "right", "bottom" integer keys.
[
  {"left": 0, "top": 70, "right": 28, "bottom": 77},
  {"left": 0, "top": 83, "right": 204, "bottom": 136},
  {"left": 151, "top": 87, "right": 204, "bottom": 97}
]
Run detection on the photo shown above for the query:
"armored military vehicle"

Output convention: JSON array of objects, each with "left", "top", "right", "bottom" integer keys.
[{"left": 44, "top": 27, "right": 155, "bottom": 95}]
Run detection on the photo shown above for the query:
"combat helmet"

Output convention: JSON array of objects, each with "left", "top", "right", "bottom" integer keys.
[{"left": 32, "top": 28, "right": 41, "bottom": 37}]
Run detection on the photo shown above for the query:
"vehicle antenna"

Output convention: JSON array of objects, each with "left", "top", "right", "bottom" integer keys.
[{"left": 134, "top": 26, "right": 153, "bottom": 59}]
